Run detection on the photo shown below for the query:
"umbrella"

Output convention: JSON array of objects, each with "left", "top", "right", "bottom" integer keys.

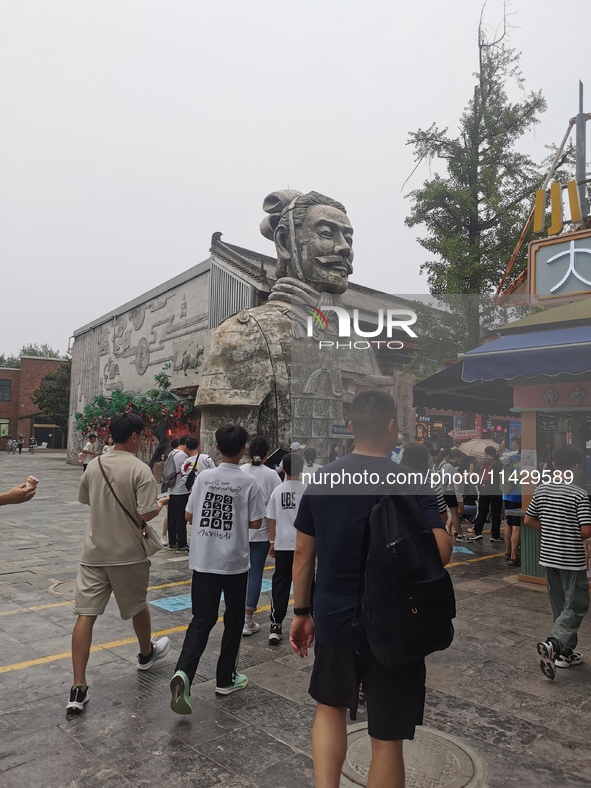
[{"left": 457, "top": 438, "right": 501, "bottom": 457}]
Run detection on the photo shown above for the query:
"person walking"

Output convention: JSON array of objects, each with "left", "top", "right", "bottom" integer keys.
[
  {"left": 502, "top": 437, "right": 522, "bottom": 566},
  {"left": 290, "top": 390, "right": 452, "bottom": 788},
  {"left": 29, "top": 436, "right": 37, "bottom": 454},
  {"left": 80, "top": 433, "right": 100, "bottom": 471},
  {"left": 17, "top": 435, "right": 23, "bottom": 455},
  {"left": 525, "top": 446, "right": 591, "bottom": 680},
  {"left": 469, "top": 446, "right": 504, "bottom": 543},
  {"left": 266, "top": 452, "right": 307, "bottom": 644},
  {"left": 240, "top": 436, "right": 281, "bottom": 635},
  {"left": 437, "top": 448, "right": 466, "bottom": 540},
  {"left": 302, "top": 446, "right": 322, "bottom": 477},
  {"left": 164, "top": 437, "right": 189, "bottom": 550},
  {"left": 169, "top": 425, "right": 265, "bottom": 714},
  {"left": 67, "top": 412, "right": 170, "bottom": 713},
  {"left": 102, "top": 436, "right": 115, "bottom": 453}
]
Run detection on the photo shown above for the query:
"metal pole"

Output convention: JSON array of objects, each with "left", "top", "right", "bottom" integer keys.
[{"left": 576, "top": 80, "right": 589, "bottom": 218}]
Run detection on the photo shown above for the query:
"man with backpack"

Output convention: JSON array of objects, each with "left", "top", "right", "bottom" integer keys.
[
  {"left": 290, "top": 390, "right": 452, "bottom": 788},
  {"left": 162, "top": 436, "right": 189, "bottom": 550},
  {"left": 469, "top": 446, "right": 504, "bottom": 543},
  {"left": 180, "top": 438, "right": 216, "bottom": 495}
]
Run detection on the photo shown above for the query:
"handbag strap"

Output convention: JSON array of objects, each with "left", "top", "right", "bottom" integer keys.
[{"left": 98, "top": 456, "right": 145, "bottom": 532}]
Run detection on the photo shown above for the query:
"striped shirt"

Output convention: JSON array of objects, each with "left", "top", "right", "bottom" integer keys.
[{"left": 526, "top": 481, "right": 591, "bottom": 571}]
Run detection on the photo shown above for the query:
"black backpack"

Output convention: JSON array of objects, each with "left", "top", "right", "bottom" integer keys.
[{"left": 354, "top": 493, "right": 456, "bottom": 666}]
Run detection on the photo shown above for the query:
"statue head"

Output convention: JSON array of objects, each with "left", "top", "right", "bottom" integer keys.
[{"left": 260, "top": 190, "right": 353, "bottom": 294}]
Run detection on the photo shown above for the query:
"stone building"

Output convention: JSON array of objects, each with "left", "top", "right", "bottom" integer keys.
[
  {"left": 0, "top": 356, "right": 68, "bottom": 449},
  {"left": 68, "top": 234, "right": 418, "bottom": 459}
]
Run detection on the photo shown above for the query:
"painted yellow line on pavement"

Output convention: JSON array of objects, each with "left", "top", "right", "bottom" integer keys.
[
  {"left": 447, "top": 552, "right": 505, "bottom": 568},
  {"left": 0, "top": 600, "right": 286, "bottom": 674},
  {"left": 0, "top": 568, "right": 276, "bottom": 617},
  {"left": 0, "top": 601, "right": 72, "bottom": 617}
]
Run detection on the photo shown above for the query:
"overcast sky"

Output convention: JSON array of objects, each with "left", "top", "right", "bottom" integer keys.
[{"left": 1, "top": 0, "right": 589, "bottom": 356}]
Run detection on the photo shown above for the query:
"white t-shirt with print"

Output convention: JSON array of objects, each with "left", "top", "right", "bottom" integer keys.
[
  {"left": 266, "top": 479, "right": 307, "bottom": 551},
  {"left": 240, "top": 463, "right": 282, "bottom": 542},
  {"left": 180, "top": 453, "right": 216, "bottom": 490},
  {"left": 186, "top": 463, "right": 266, "bottom": 574}
]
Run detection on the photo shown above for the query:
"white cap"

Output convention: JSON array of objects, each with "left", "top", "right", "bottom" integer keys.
[{"left": 289, "top": 441, "right": 305, "bottom": 451}]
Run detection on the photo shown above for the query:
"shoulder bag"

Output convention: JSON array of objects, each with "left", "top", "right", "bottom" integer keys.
[{"left": 98, "top": 456, "right": 162, "bottom": 556}]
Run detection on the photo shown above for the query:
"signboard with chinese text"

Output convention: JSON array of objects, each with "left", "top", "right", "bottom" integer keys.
[{"left": 529, "top": 229, "right": 591, "bottom": 304}]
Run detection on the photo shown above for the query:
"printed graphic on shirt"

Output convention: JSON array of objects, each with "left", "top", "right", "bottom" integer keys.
[
  {"left": 200, "top": 491, "right": 234, "bottom": 532},
  {"left": 281, "top": 492, "right": 297, "bottom": 509}
]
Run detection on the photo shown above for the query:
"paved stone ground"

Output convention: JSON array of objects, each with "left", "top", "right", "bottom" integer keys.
[{"left": 0, "top": 452, "right": 590, "bottom": 787}]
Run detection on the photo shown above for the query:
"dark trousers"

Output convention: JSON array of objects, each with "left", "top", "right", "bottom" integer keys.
[
  {"left": 474, "top": 494, "right": 503, "bottom": 537},
  {"left": 175, "top": 570, "right": 248, "bottom": 688},
  {"left": 168, "top": 493, "right": 189, "bottom": 547},
  {"left": 270, "top": 550, "right": 294, "bottom": 626}
]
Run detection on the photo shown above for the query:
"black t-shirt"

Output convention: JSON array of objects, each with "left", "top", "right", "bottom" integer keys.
[{"left": 295, "top": 453, "right": 445, "bottom": 649}]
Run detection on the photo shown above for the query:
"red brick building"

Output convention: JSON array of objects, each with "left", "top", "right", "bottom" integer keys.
[{"left": 0, "top": 357, "right": 67, "bottom": 450}]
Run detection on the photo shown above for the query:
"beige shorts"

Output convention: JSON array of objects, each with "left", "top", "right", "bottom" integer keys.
[{"left": 75, "top": 561, "right": 150, "bottom": 620}]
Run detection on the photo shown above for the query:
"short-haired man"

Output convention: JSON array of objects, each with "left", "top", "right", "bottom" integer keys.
[
  {"left": 266, "top": 452, "right": 306, "bottom": 645},
  {"left": 68, "top": 412, "right": 170, "bottom": 712},
  {"left": 80, "top": 433, "right": 99, "bottom": 471},
  {"left": 170, "top": 424, "right": 265, "bottom": 713},
  {"left": 179, "top": 436, "right": 216, "bottom": 493},
  {"left": 525, "top": 445, "right": 591, "bottom": 679},
  {"left": 166, "top": 436, "right": 190, "bottom": 551},
  {"left": 290, "top": 390, "right": 452, "bottom": 788},
  {"left": 469, "top": 445, "right": 504, "bottom": 543}
]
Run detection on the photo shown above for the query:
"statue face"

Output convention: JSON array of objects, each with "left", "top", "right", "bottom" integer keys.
[{"left": 295, "top": 205, "right": 354, "bottom": 294}]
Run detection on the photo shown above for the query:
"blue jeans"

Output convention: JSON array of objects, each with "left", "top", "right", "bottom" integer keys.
[{"left": 246, "top": 541, "right": 270, "bottom": 611}]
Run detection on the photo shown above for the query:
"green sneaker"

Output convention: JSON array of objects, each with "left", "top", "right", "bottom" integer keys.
[
  {"left": 170, "top": 670, "right": 192, "bottom": 714},
  {"left": 215, "top": 673, "right": 248, "bottom": 696}
]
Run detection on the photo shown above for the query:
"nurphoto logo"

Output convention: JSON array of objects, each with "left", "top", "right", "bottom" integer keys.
[{"left": 305, "top": 305, "right": 418, "bottom": 351}]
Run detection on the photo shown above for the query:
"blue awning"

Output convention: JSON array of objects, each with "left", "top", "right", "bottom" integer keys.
[{"left": 461, "top": 326, "right": 591, "bottom": 383}]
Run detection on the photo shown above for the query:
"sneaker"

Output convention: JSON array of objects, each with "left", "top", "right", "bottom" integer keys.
[
  {"left": 468, "top": 534, "right": 483, "bottom": 541},
  {"left": 177, "top": 545, "right": 190, "bottom": 553},
  {"left": 490, "top": 536, "right": 504, "bottom": 542},
  {"left": 215, "top": 673, "right": 248, "bottom": 696},
  {"left": 66, "top": 684, "right": 89, "bottom": 712},
  {"left": 455, "top": 534, "right": 469, "bottom": 541},
  {"left": 242, "top": 619, "right": 260, "bottom": 637},
  {"left": 537, "top": 640, "right": 557, "bottom": 680},
  {"left": 170, "top": 670, "right": 192, "bottom": 714},
  {"left": 161, "top": 536, "right": 168, "bottom": 546},
  {"left": 268, "top": 624, "right": 283, "bottom": 645},
  {"left": 556, "top": 651, "right": 583, "bottom": 669},
  {"left": 137, "top": 637, "right": 171, "bottom": 670},
  {"left": 168, "top": 543, "right": 178, "bottom": 549}
]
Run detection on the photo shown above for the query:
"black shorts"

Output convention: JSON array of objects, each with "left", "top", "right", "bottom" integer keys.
[
  {"left": 443, "top": 493, "right": 458, "bottom": 509},
  {"left": 308, "top": 643, "right": 426, "bottom": 741},
  {"left": 505, "top": 500, "right": 522, "bottom": 526}
]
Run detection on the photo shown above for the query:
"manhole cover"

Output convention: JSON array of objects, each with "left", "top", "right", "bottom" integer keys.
[
  {"left": 50, "top": 579, "right": 77, "bottom": 598},
  {"left": 341, "top": 724, "right": 487, "bottom": 787}
]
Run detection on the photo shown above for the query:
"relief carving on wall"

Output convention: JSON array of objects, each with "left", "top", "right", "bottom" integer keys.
[
  {"left": 135, "top": 338, "right": 151, "bottom": 375},
  {"left": 130, "top": 305, "right": 146, "bottom": 331},
  {"left": 98, "top": 326, "right": 110, "bottom": 356},
  {"left": 103, "top": 358, "right": 123, "bottom": 392}
]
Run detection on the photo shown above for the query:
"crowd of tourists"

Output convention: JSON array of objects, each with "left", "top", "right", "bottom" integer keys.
[{"left": 3, "top": 390, "right": 590, "bottom": 787}]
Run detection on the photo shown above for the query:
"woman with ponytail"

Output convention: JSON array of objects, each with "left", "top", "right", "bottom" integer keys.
[{"left": 241, "top": 437, "right": 282, "bottom": 636}]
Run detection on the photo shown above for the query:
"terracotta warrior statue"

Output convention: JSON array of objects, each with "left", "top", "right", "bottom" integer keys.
[{"left": 196, "top": 190, "right": 387, "bottom": 460}]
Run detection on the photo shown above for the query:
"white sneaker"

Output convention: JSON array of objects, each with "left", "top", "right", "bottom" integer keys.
[
  {"left": 556, "top": 651, "right": 583, "bottom": 668},
  {"left": 161, "top": 536, "right": 168, "bottom": 546},
  {"left": 137, "top": 637, "right": 171, "bottom": 670},
  {"left": 242, "top": 619, "right": 260, "bottom": 637}
]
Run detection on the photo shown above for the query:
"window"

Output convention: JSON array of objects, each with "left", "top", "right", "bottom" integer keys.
[
  {"left": 0, "top": 419, "right": 8, "bottom": 437},
  {"left": 0, "top": 380, "right": 11, "bottom": 401}
]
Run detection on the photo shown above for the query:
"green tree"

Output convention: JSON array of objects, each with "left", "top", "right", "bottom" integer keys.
[
  {"left": 0, "top": 353, "right": 20, "bottom": 368},
  {"left": 405, "top": 25, "right": 571, "bottom": 361},
  {"left": 20, "top": 343, "right": 66, "bottom": 359},
  {"left": 74, "top": 365, "right": 195, "bottom": 439},
  {"left": 32, "top": 362, "right": 72, "bottom": 435}
]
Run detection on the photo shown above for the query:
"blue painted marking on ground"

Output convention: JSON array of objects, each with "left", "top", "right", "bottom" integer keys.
[
  {"left": 150, "top": 594, "right": 192, "bottom": 611},
  {"left": 452, "top": 545, "right": 475, "bottom": 555},
  {"left": 150, "top": 578, "right": 286, "bottom": 612}
]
